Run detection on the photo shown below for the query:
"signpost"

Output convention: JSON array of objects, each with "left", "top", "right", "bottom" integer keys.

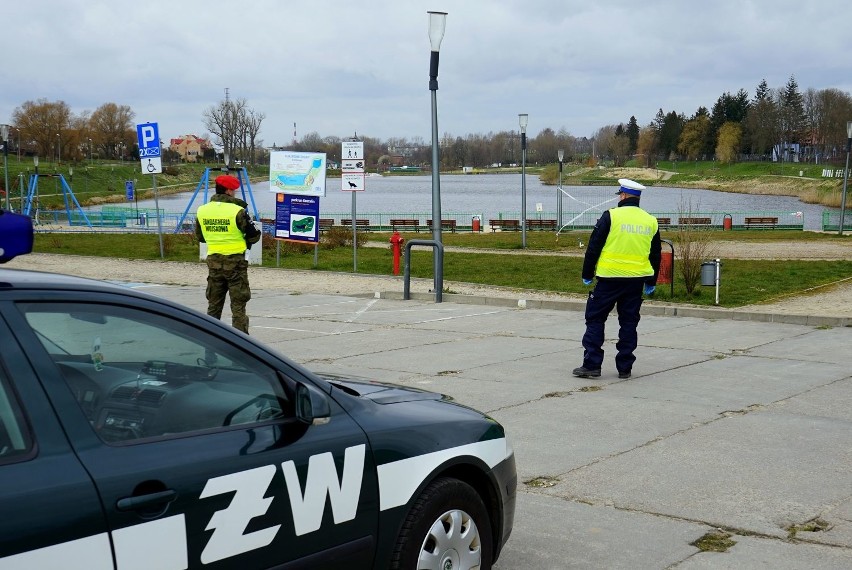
[
  {"left": 341, "top": 140, "right": 365, "bottom": 271},
  {"left": 267, "top": 151, "right": 327, "bottom": 267},
  {"left": 136, "top": 122, "right": 164, "bottom": 258}
]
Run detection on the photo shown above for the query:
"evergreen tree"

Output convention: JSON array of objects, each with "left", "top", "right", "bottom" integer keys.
[
  {"left": 626, "top": 116, "right": 640, "bottom": 154},
  {"left": 745, "top": 79, "right": 778, "bottom": 157},
  {"left": 779, "top": 75, "right": 806, "bottom": 149}
]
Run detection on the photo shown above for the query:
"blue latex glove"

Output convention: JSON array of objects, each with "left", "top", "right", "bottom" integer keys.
[
  {"left": 583, "top": 279, "right": 593, "bottom": 286},
  {"left": 643, "top": 284, "right": 656, "bottom": 295}
]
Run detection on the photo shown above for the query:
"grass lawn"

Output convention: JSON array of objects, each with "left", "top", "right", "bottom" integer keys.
[{"left": 31, "top": 231, "right": 852, "bottom": 308}]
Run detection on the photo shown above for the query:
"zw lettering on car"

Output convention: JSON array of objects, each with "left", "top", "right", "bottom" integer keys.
[{"left": 200, "top": 445, "right": 366, "bottom": 564}]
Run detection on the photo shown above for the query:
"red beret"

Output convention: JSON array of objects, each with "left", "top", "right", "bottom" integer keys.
[{"left": 215, "top": 175, "right": 240, "bottom": 190}]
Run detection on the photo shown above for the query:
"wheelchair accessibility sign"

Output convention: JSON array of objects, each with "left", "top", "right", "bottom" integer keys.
[{"left": 136, "top": 122, "right": 163, "bottom": 174}]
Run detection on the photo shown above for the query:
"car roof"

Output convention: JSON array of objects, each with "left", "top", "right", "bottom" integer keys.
[
  {"left": 0, "top": 267, "right": 335, "bottom": 394},
  {"left": 0, "top": 268, "right": 153, "bottom": 297}
]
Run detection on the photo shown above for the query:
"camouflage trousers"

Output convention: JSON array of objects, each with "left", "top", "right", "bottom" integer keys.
[{"left": 206, "top": 254, "right": 251, "bottom": 333}]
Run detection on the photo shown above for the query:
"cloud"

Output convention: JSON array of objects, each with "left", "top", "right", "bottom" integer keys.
[{"left": 2, "top": 0, "right": 850, "bottom": 145}]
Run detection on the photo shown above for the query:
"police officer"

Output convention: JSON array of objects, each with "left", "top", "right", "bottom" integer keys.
[
  {"left": 573, "top": 179, "right": 661, "bottom": 379},
  {"left": 195, "top": 175, "right": 261, "bottom": 334}
]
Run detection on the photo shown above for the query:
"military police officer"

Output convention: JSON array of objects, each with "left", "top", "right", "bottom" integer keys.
[
  {"left": 195, "top": 175, "right": 261, "bottom": 334},
  {"left": 573, "top": 179, "right": 661, "bottom": 379}
]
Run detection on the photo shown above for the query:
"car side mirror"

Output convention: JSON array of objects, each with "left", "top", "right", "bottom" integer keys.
[
  {"left": 296, "top": 382, "right": 331, "bottom": 425},
  {"left": 0, "top": 210, "right": 34, "bottom": 263}
]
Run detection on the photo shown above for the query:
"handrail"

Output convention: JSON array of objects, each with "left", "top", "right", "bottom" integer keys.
[{"left": 403, "top": 239, "right": 444, "bottom": 303}]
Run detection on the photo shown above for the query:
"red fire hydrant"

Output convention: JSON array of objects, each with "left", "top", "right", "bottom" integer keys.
[{"left": 389, "top": 231, "right": 404, "bottom": 275}]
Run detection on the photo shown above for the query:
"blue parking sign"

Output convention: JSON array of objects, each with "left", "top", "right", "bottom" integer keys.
[
  {"left": 125, "top": 180, "right": 134, "bottom": 201},
  {"left": 136, "top": 122, "right": 162, "bottom": 174}
]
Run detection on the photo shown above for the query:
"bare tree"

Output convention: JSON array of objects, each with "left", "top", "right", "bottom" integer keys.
[
  {"left": 675, "top": 198, "right": 718, "bottom": 295},
  {"left": 89, "top": 103, "right": 135, "bottom": 159},
  {"left": 12, "top": 99, "right": 74, "bottom": 161}
]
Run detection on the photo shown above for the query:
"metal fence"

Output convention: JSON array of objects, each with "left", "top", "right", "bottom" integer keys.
[{"left": 29, "top": 208, "right": 807, "bottom": 233}]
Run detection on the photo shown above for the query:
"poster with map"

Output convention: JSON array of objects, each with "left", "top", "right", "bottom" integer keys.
[{"left": 269, "top": 151, "right": 326, "bottom": 196}]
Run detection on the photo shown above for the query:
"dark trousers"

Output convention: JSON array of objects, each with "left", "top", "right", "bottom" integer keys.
[{"left": 582, "top": 277, "right": 645, "bottom": 373}]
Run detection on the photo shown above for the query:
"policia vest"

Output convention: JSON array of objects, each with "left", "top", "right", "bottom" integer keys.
[
  {"left": 595, "top": 207, "right": 657, "bottom": 278},
  {"left": 197, "top": 201, "right": 247, "bottom": 256}
]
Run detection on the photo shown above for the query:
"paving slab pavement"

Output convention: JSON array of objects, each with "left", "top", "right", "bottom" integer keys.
[{"left": 135, "top": 282, "right": 852, "bottom": 569}]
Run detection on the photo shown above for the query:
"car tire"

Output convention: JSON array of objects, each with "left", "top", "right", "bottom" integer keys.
[{"left": 390, "top": 477, "right": 493, "bottom": 570}]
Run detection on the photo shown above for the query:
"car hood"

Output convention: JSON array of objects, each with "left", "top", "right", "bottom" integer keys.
[{"left": 316, "top": 372, "right": 448, "bottom": 405}]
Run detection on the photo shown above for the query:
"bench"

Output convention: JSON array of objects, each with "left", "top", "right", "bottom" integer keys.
[
  {"left": 390, "top": 218, "right": 422, "bottom": 232},
  {"left": 489, "top": 219, "right": 521, "bottom": 232},
  {"left": 341, "top": 218, "right": 371, "bottom": 230},
  {"left": 678, "top": 217, "right": 712, "bottom": 226},
  {"left": 656, "top": 217, "right": 671, "bottom": 229},
  {"left": 426, "top": 219, "right": 457, "bottom": 233},
  {"left": 318, "top": 218, "right": 334, "bottom": 232},
  {"left": 526, "top": 219, "right": 557, "bottom": 231},
  {"left": 744, "top": 216, "right": 778, "bottom": 229}
]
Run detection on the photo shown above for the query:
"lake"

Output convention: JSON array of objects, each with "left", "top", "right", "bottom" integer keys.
[{"left": 104, "top": 173, "right": 836, "bottom": 231}]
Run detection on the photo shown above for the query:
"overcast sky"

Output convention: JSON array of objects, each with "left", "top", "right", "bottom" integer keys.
[{"left": 3, "top": 0, "right": 851, "bottom": 147}]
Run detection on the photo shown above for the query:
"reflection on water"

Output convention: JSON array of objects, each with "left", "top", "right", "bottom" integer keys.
[{"left": 102, "top": 174, "right": 834, "bottom": 231}]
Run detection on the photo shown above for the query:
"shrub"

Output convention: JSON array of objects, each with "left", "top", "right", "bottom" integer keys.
[{"left": 321, "top": 226, "right": 368, "bottom": 249}]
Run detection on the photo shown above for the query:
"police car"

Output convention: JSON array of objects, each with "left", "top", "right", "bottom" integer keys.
[{"left": 0, "top": 211, "right": 516, "bottom": 569}]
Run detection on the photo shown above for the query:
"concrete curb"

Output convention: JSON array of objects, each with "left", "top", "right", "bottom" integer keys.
[{"left": 370, "top": 290, "right": 851, "bottom": 328}]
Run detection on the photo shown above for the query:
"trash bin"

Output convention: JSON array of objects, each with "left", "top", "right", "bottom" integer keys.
[
  {"left": 472, "top": 215, "right": 481, "bottom": 232},
  {"left": 701, "top": 261, "right": 717, "bottom": 286},
  {"left": 658, "top": 251, "right": 673, "bottom": 284}
]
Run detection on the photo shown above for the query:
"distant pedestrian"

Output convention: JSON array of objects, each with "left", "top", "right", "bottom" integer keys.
[
  {"left": 195, "top": 175, "right": 261, "bottom": 333},
  {"left": 573, "top": 179, "right": 661, "bottom": 379}
]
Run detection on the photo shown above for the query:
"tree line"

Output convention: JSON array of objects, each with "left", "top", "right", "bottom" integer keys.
[{"left": 6, "top": 75, "right": 852, "bottom": 170}]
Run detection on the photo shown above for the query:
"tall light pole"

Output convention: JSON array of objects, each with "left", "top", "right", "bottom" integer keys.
[
  {"left": 15, "top": 128, "right": 21, "bottom": 163},
  {"left": 428, "top": 10, "right": 447, "bottom": 299},
  {"left": 56, "top": 133, "right": 61, "bottom": 165},
  {"left": 519, "top": 113, "right": 528, "bottom": 248},
  {"left": 557, "top": 148, "right": 564, "bottom": 228},
  {"left": 1, "top": 124, "right": 9, "bottom": 210},
  {"left": 88, "top": 138, "right": 93, "bottom": 164},
  {"left": 839, "top": 120, "right": 852, "bottom": 236}
]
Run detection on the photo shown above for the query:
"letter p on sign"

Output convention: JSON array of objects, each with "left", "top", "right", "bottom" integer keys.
[{"left": 140, "top": 126, "right": 156, "bottom": 147}]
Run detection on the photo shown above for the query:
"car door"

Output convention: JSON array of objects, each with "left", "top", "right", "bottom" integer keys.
[
  {"left": 7, "top": 293, "right": 377, "bottom": 570},
  {"left": 0, "top": 314, "right": 113, "bottom": 569}
]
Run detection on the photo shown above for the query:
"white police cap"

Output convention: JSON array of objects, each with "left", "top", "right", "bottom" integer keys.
[{"left": 616, "top": 178, "right": 646, "bottom": 196}]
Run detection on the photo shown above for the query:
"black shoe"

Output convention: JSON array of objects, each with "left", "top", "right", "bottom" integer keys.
[
  {"left": 572, "top": 366, "right": 601, "bottom": 378},
  {"left": 618, "top": 370, "right": 631, "bottom": 379}
]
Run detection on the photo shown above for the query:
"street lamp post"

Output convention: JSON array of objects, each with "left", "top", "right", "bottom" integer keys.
[
  {"left": 1, "top": 124, "right": 9, "bottom": 210},
  {"left": 557, "top": 148, "right": 564, "bottom": 228},
  {"left": 56, "top": 133, "right": 61, "bottom": 165},
  {"left": 839, "top": 120, "right": 852, "bottom": 236},
  {"left": 88, "top": 138, "right": 93, "bottom": 164},
  {"left": 519, "top": 113, "right": 528, "bottom": 248},
  {"left": 428, "top": 10, "right": 447, "bottom": 300}
]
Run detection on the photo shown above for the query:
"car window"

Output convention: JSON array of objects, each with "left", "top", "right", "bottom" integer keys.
[
  {"left": 19, "top": 302, "right": 293, "bottom": 444},
  {"left": 0, "top": 368, "right": 33, "bottom": 463}
]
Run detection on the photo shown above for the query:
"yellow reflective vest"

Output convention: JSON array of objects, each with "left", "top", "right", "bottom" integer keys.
[
  {"left": 197, "top": 201, "right": 247, "bottom": 256},
  {"left": 595, "top": 207, "right": 657, "bottom": 277}
]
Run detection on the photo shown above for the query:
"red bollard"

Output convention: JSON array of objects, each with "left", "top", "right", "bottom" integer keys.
[{"left": 389, "top": 231, "right": 404, "bottom": 275}]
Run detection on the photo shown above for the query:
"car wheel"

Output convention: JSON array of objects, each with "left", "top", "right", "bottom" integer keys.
[{"left": 390, "top": 477, "right": 493, "bottom": 570}]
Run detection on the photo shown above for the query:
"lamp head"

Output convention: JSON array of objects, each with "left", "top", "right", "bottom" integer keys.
[
  {"left": 0, "top": 125, "right": 8, "bottom": 141},
  {"left": 847, "top": 120, "right": 852, "bottom": 139},
  {"left": 33, "top": 156, "right": 39, "bottom": 167},
  {"left": 558, "top": 149, "right": 564, "bottom": 162},
  {"left": 518, "top": 113, "right": 528, "bottom": 134},
  {"left": 428, "top": 11, "right": 447, "bottom": 51}
]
